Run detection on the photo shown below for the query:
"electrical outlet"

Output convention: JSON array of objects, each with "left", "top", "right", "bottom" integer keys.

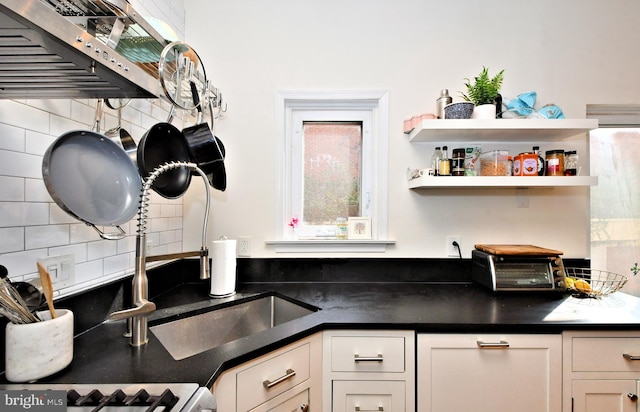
[
  {"left": 237, "top": 236, "right": 251, "bottom": 257},
  {"left": 37, "top": 254, "right": 75, "bottom": 289},
  {"left": 447, "top": 235, "right": 461, "bottom": 257}
]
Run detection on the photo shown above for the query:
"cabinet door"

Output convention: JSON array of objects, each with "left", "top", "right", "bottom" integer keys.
[
  {"left": 417, "top": 334, "right": 562, "bottom": 412},
  {"left": 572, "top": 380, "right": 637, "bottom": 412},
  {"left": 332, "top": 380, "right": 405, "bottom": 412}
]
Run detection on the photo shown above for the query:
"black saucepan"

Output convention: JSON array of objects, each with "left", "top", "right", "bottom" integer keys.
[
  {"left": 137, "top": 122, "right": 192, "bottom": 199},
  {"left": 42, "top": 130, "right": 141, "bottom": 239},
  {"left": 182, "top": 81, "right": 227, "bottom": 191}
]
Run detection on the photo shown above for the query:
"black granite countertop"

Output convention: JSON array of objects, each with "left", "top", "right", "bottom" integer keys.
[{"left": 28, "top": 279, "right": 640, "bottom": 389}]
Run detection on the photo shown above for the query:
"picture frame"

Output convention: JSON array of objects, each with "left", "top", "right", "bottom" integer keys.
[{"left": 347, "top": 217, "right": 371, "bottom": 240}]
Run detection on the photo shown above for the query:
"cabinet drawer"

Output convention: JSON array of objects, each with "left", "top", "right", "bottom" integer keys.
[
  {"left": 237, "top": 342, "right": 310, "bottom": 411},
  {"left": 331, "top": 336, "right": 405, "bottom": 373},
  {"left": 572, "top": 337, "right": 640, "bottom": 372},
  {"left": 333, "top": 380, "right": 405, "bottom": 412}
]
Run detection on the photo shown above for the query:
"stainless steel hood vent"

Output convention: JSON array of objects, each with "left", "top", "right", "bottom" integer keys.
[{"left": 0, "top": 0, "right": 167, "bottom": 99}]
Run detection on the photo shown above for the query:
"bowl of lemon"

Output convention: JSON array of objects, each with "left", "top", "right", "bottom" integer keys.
[{"left": 564, "top": 267, "right": 628, "bottom": 298}]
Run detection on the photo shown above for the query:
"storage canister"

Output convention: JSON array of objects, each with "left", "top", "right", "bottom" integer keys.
[
  {"left": 452, "top": 148, "right": 465, "bottom": 176},
  {"left": 521, "top": 152, "right": 539, "bottom": 176},
  {"left": 564, "top": 150, "right": 578, "bottom": 176},
  {"left": 545, "top": 149, "right": 565, "bottom": 176},
  {"left": 479, "top": 150, "right": 509, "bottom": 176}
]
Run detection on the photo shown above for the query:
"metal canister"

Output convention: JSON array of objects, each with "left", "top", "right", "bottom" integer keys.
[{"left": 436, "top": 89, "right": 452, "bottom": 119}]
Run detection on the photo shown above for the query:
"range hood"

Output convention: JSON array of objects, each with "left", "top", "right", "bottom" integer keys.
[{"left": 0, "top": 0, "right": 168, "bottom": 99}]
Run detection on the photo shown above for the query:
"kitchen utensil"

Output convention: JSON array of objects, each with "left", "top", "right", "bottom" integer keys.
[
  {"left": 564, "top": 267, "right": 627, "bottom": 298},
  {"left": 158, "top": 41, "right": 207, "bottom": 111},
  {"left": 183, "top": 81, "right": 227, "bottom": 191},
  {"left": 474, "top": 244, "right": 564, "bottom": 256},
  {"left": 104, "top": 98, "right": 138, "bottom": 165},
  {"left": 13, "top": 280, "right": 45, "bottom": 312},
  {"left": 42, "top": 130, "right": 142, "bottom": 240},
  {"left": 37, "top": 262, "right": 57, "bottom": 319},
  {"left": 137, "top": 121, "right": 193, "bottom": 199},
  {"left": 0, "top": 265, "right": 39, "bottom": 323}
]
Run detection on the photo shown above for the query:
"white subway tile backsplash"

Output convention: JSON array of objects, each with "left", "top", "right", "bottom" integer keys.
[
  {"left": 87, "top": 239, "right": 118, "bottom": 260},
  {"left": 0, "top": 101, "right": 49, "bottom": 134},
  {"left": 25, "top": 129, "right": 56, "bottom": 156},
  {"left": 74, "top": 259, "right": 104, "bottom": 284},
  {"left": 0, "top": 0, "right": 185, "bottom": 295},
  {"left": 49, "top": 243, "right": 87, "bottom": 263},
  {"left": 0, "top": 227, "right": 24, "bottom": 253},
  {"left": 0, "top": 202, "right": 49, "bottom": 227},
  {"left": 0, "top": 123, "right": 25, "bottom": 151},
  {"left": 25, "top": 178, "right": 50, "bottom": 202},
  {"left": 0, "top": 248, "right": 48, "bottom": 278},
  {"left": 25, "top": 224, "right": 70, "bottom": 249},
  {"left": 0, "top": 176, "right": 24, "bottom": 201},
  {"left": 0, "top": 150, "right": 43, "bottom": 178},
  {"left": 104, "top": 253, "right": 130, "bottom": 275}
]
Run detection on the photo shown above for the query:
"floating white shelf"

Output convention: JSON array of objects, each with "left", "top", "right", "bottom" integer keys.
[
  {"left": 408, "top": 119, "right": 598, "bottom": 142},
  {"left": 408, "top": 175, "right": 598, "bottom": 189}
]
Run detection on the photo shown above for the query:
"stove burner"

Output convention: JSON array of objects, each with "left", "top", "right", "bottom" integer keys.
[{"left": 66, "top": 388, "right": 179, "bottom": 411}]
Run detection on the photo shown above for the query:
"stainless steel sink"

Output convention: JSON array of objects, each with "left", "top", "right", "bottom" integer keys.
[{"left": 149, "top": 295, "right": 318, "bottom": 360}]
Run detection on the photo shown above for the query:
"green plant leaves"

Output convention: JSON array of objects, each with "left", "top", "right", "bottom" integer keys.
[{"left": 462, "top": 66, "right": 504, "bottom": 106}]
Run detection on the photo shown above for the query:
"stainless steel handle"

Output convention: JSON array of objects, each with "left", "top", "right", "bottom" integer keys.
[
  {"left": 355, "top": 406, "right": 383, "bottom": 411},
  {"left": 623, "top": 354, "right": 640, "bottom": 361},
  {"left": 477, "top": 340, "right": 510, "bottom": 349},
  {"left": 354, "top": 354, "right": 383, "bottom": 362},
  {"left": 628, "top": 393, "right": 638, "bottom": 401},
  {"left": 263, "top": 368, "right": 296, "bottom": 389}
]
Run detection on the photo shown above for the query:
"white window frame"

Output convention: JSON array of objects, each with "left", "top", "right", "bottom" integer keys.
[{"left": 272, "top": 90, "right": 391, "bottom": 252}]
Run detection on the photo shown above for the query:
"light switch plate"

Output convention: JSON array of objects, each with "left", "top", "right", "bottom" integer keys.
[{"left": 37, "top": 254, "right": 75, "bottom": 289}]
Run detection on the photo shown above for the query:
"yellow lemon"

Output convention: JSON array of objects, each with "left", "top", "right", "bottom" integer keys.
[
  {"left": 565, "top": 277, "right": 575, "bottom": 289},
  {"left": 574, "top": 279, "right": 592, "bottom": 294}
]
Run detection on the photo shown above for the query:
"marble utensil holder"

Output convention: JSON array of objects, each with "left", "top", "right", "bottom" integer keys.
[{"left": 5, "top": 309, "right": 73, "bottom": 382}]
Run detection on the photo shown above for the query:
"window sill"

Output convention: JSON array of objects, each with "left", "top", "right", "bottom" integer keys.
[{"left": 265, "top": 239, "right": 395, "bottom": 253}]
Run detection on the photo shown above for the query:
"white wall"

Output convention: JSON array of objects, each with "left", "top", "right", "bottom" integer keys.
[{"left": 183, "top": 0, "right": 640, "bottom": 259}]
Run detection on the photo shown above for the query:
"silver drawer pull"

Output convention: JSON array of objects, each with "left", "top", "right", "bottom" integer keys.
[
  {"left": 477, "top": 340, "right": 510, "bottom": 349},
  {"left": 263, "top": 368, "right": 296, "bottom": 389},
  {"left": 355, "top": 406, "right": 383, "bottom": 411},
  {"left": 623, "top": 354, "right": 640, "bottom": 361},
  {"left": 354, "top": 353, "right": 383, "bottom": 362}
]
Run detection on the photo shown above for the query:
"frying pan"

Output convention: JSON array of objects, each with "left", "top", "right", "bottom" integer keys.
[
  {"left": 137, "top": 121, "right": 192, "bottom": 199},
  {"left": 42, "top": 130, "right": 142, "bottom": 240}
]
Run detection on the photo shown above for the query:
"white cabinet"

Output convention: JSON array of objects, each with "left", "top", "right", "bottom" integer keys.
[
  {"left": 417, "top": 333, "right": 562, "bottom": 412},
  {"left": 563, "top": 331, "right": 640, "bottom": 412},
  {"left": 407, "top": 118, "right": 598, "bottom": 189},
  {"left": 212, "top": 333, "right": 322, "bottom": 412},
  {"left": 323, "top": 330, "right": 415, "bottom": 412}
]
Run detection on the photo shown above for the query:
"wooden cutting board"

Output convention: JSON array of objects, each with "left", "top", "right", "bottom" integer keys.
[{"left": 474, "top": 244, "right": 564, "bottom": 256}]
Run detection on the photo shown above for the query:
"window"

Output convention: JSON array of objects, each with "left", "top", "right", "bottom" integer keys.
[
  {"left": 587, "top": 105, "right": 640, "bottom": 297},
  {"left": 274, "top": 91, "right": 389, "bottom": 249}
]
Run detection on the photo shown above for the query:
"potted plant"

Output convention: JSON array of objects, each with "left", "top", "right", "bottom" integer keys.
[{"left": 461, "top": 66, "right": 504, "bottom": 119}]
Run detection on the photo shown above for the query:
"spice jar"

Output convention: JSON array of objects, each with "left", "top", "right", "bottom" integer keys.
[
  {"left": 545, "top": 149, "right": 565, "bottom": 176},
  {"left": 564, "top": 150, "right": 578, "bottom": 176},
  {"left": 336, "top": 217, "right": 348, "bottom": 239},
  {"left": 452, "top": 148, "right": 465, "bottom": 176}
]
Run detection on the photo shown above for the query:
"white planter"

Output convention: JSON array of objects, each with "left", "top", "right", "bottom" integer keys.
[{"left": 472, "top": 104, "right": 497, "bottom": 119}]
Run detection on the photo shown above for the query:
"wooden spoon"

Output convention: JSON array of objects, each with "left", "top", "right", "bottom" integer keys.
[{"left": 36, "top": 262, "right": 56, "bottom": 319}]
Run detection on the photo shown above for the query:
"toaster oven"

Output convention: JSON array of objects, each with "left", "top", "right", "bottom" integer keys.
[{"left": 471, "top": 245, "right": 567, "bottom": 292}]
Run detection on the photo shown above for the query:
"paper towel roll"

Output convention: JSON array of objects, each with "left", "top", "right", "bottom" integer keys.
[{"left": 209, "top": 239, "right": 237, "bottom": 297}]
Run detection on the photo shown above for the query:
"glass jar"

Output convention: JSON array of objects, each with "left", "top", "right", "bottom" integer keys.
[
  {"left": 336, "top": 217, "right": 348, "bottom": 240},
  {"left": 564, "top": 150, "right": 578, "bottom": 176},
  {"left": 452, "top": 148, "right": 465, "bottom": 176},
  {"left": 545, "top": 149, "right": 565, "bottom": 176}
]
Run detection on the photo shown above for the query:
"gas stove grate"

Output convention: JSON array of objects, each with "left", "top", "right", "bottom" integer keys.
[{"left": 66, "top": 388, "right": 179, "bottom": 411}]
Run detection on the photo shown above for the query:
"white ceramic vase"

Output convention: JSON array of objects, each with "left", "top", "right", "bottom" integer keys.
[{"left": 472, "top": 104, "right": 497, "bottom": 119}]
